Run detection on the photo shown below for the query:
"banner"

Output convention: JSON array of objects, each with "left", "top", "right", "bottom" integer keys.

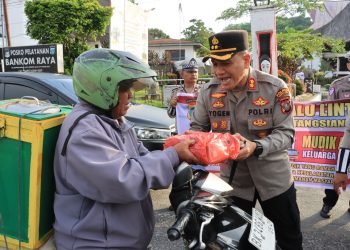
[
  {"left": 176, "top": 92, "right": 197, "bottom": 134},
  {"left": 290, "top": 99, "right": 350, "bottom": 189}
]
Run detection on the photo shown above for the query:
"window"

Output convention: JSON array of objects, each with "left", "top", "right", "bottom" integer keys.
[
  {"left": 4, "top": 83, "right": 58, "bottom": 104},
  {"left": 165, "top": 50, "right": 185, "bottom": 61}
]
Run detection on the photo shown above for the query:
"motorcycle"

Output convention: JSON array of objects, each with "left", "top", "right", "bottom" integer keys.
[{"left": 167, "top": 162, "right": 280, "bottom": 250}]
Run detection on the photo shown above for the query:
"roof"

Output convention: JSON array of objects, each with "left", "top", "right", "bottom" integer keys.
[
  {"left": 314, "top": 3, "right": 350, "bottom": 41},
  {"left": 149, "top": 39, "right": 202, "bottom": 48},
  {"left": 310, "top": 1, "right": 349, "bottom": 30}
]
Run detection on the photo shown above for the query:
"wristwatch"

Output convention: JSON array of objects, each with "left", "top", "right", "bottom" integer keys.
[{"left": 254, "top": 141, "right": 263, "bottom": 157}]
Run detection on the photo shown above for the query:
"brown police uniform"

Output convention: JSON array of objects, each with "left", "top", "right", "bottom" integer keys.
[
  {"left": 196, "top": 30, "right": 302, "bottom": 250},
  {"left": 328, "top": 75, "right": 350, "bottom": 100},
  {"left": 190, "top": 67, "right": 294, "bottom": 201}
]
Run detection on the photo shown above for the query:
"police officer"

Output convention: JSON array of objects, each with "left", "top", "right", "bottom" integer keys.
[
  {"left": 167, "top": 58, "right": 201, "bottom": 118},
  {"left": 333, "top": 115, "right": 350, "bottom": 198},
  {"left": 320, "top": 51, "right": 350, "bottom": 218},
  {"left": 190, "top": 30, "right": 303, "bottom": 250}
]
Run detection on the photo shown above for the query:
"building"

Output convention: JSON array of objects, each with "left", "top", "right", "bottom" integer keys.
[
  {"left": 148, "top": 38, "right": 202, "bottom": 62},
  {"left": 0, "top": 0, "right": 150, "bottom": 63},
  {"left": 310, "top": 1, "right": 350, "bottom": 75},
  {"left": 0, "top": 0, "right": 37, "bottom": 47}
]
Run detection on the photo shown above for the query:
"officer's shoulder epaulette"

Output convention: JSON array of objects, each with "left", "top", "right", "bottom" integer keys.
[
  {"left": 203, "top": 78, "right": 220, "bottom": 90},
  {"left": 171, "top": 85, "right": 182, "bottom": 93},
  {"left": 330, "top": 75, "right": 348, "bottom": 87},
  {"left": 256, "top": 71, "right": 285, "bottom": 88}
]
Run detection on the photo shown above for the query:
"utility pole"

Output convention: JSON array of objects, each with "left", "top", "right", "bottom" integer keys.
[
  {"left": 3, "top": 0, "right": 10, "bottom": 47},
  {"left": 1, "top": 0, "right": 5, "bottom": 72}
]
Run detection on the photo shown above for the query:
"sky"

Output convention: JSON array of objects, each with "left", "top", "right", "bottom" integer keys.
[{"left": 137, "top": 0, "right": 248, "bottom": 39}]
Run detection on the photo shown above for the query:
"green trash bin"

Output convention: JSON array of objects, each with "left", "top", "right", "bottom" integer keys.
[{"left": 0, "top": 99, "right": 71, "bottom": 249}]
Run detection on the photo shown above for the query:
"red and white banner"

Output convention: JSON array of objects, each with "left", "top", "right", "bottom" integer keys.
[{"left": 176, "top": 93, "right": 197, "bottom": 134}]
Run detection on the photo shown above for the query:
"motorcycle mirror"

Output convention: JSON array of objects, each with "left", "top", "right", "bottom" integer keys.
[{"left": 172, "top": 162, "right": 193, "bottom": 190}]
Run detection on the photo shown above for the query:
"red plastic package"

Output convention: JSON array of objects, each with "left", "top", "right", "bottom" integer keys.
[{"left": 164, "top": 131, "right": 240, "bottom": 165}]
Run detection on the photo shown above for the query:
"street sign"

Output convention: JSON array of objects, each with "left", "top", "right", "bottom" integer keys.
[{"left": 3, "top": 44, "right": 64, "bottom": 73}]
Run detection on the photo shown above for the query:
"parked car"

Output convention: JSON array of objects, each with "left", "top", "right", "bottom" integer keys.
[{"left": 0, "top": 72, "right": 175, "bottom": 150}]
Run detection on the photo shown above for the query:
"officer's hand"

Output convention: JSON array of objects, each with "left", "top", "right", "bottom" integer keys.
[
  {"left": 170, "top": 96, "right": 178, "bottom": 107},
  {"left": 333, "top": 173, "right": 348, "bottom": 195},
  {"left": 173, "top": 139, "right": 200, "bottom": 164},
  {"left": 234, "top": 133, "right": 256, "bottom": 160}
]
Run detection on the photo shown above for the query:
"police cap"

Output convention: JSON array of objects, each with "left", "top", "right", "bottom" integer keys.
[
  {"left": 203, "top": 30, "right": 249, "bottom": 62},
  {"left": 181, "top": 58, "right": 198, "bottom": 71}
]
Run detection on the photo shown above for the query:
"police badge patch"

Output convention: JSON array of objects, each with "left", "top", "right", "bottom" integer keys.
[{"left": 276, "top": 88, "right": 292, "bottom": 114}]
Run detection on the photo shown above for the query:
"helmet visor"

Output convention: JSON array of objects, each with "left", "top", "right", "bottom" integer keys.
[{"left": 119, "top": 77, "right": 157, "bottom": 92}]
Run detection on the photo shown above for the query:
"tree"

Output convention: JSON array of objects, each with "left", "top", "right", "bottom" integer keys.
[
  {"left": 277, "top": 28, "right": 345, "bottom": 76},
  {"left": 182, "top": 19, "right": 214, "bottom": 57},
  {"left": 148, "top": 28, "right": 170, "bottom": 40},
  {"left": 276, "top": 15, "right": 312, "bottom": 32},
  {"left": 218, "top": 0, "right": 322, "bottom": 20},
  {"left": 224, "top": 15, "right": 311, "bottom": 33},
  {"left": 25, "top": 0, "right": 112, "bottom": 74}
]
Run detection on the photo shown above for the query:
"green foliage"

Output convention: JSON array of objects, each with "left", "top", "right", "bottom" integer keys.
[
  {"left": 314, "top": 72, "right": 335, "bottom": 87},
  {"left": 217, "top": 0, "right": 323, "bottom": 20},
  {"left": 224, "top": 23, "right": 251, "bottom": 32},
  {"left": 25, "top": 0, "right": 112, "bottom": 74},
  {"left": 294, "top": 79, "right": 305, "bottom": 96},
  {"left": 276, "top": 15, "right": 312, "bottom": 32},
  {"left": 148, "top": 28, "right": 170, "bottom": 40},
  {"left": 224, "top": 15, "right": 310, "bottom": 33},
  {"left": 277, "top": 29, "right": 345, "bottom": 75},
  {"left": 182, "top": 19, "right": 214, "bottom": 57}
]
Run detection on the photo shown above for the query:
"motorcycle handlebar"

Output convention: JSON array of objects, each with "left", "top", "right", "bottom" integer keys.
[{"left": 167, "top": 210, "right": 192, "bottom": 241}]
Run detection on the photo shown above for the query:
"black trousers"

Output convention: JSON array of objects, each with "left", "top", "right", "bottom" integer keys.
[
  {"left": 233, "top": 184, "right": 303, "bottom": 250},
  {"left": 323, "top": 188, "right": 339, "bottom": 207}
]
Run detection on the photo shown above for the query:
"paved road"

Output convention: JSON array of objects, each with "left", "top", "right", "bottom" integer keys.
[
  {"left": 150, "top": 186, "right": 350, "bottom": 250},
  {"left": 2, "top": 186, "right": 349, "bottom": 250}
]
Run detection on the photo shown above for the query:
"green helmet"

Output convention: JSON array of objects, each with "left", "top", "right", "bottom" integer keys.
[{"left": 73, "top": 48, "right": 157, "bottom": 110}]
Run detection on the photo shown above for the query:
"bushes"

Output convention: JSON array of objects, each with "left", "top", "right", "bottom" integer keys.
[{"left": 294, "top": 79, "right": 305, "bottom": 96}]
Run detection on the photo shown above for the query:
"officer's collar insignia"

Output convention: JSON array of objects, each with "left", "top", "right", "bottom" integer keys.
[
  {"left": 247, "top": 77, "right": 257, "bottom": 91},
  {"left": 211, "top": 92, "right": 227, "bottom": 99},
  {"left": 212, "top": 100, "right": 225, "bottom": 109},
  {"left": 252, "top": 119, "right": 267, "bottom": 127},
  {"left": 252, "top": 96, "right": 269, "bottom": 107}
]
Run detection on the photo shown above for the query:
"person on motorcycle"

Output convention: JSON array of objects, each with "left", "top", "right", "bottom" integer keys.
[
  {"left": 190, "top": 30, "right": 303, "bottom": 250},
  {"left": 53, "top": 49, "right": 198, "bottom": 250}
]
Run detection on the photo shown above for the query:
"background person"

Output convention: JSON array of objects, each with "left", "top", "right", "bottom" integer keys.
[
  {"left": 167, "top": 58, "right": 200, "bottom": 119},
  {"left": 320, "top": 51, "right": 350, "bottom": 218},
  {"left": 190, "top": 30, "right": 303, "bottom": 250},
  {"left": 333, "top": 116, "right": 350, "bottom": 200},
  {"left": 53, "top": 49, "right": 198, "bottom": 250}
]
